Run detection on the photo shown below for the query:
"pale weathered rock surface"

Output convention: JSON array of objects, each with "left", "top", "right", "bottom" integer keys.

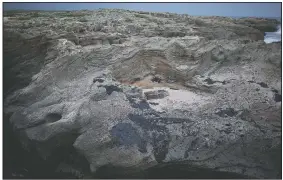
[{"left": 4, "top": 9, "right": 281, "bottom": 178}]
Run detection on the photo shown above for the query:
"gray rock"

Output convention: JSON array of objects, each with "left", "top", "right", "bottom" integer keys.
[
  {"left": 3, "top": 9, "right": 281, "bottom": 179},
  {"left": 144, "top": 90, "right": 169, "bottom": 100},
  {"left": 90, "top": 87, "right": 107, "bottom": 101}
]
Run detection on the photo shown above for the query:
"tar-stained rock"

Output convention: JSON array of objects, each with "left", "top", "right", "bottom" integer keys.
[
  {"left": 3, "top": 9, "right": 281, "bottom": 179},
  {"left": 215, "top": 108, "right": 237, "bottom": 117},
  {"left": 104, "top": 85, "right": 122, "bottom": 95},
  {"left": 257, "top": 82, "right": 269, "bottom": 88},
  {"left": 110, "top": 123, "right": 147, "bottom": 153},
  {"left": 152, "top": 133, "right": 169, "bottom": 163}
]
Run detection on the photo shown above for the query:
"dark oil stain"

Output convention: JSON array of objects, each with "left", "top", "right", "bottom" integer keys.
[
  {"left": 204, "top": 78, "right": 215, "bottom": 84},
  {"left": 110, "top": 123, "right": 147, "bottom": 153},
  {"left": 149, "top": 102, "right": 159, "bottom": 105},
  {"left": 215, "top": 108, "right": 237, "bottom": 117},
  {"left": 103, "top": 85, "right": 122, "bottom": 95},
  {"left": 271, "top": 89, "right": 281, "bottom": 102},
  {"left": 152, "top": 133, "right": 169, "bottom": 163},
  {"left": 151, "top": 76, "right": 162, "bottom": 83},
  {"left": 257, "top": 82, "right": 268, "bottom": 88},
  {"left": 127, "top": 97, "right": 151, "bottom": 110},
  {"left": 274, "top": 93, "right": 282, "bottom": 102}
]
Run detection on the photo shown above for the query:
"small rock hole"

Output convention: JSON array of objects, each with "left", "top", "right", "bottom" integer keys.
[
  {"left": 45, "top": 113, "right": 62, "bottom": 123},
  {"left": 93, "top": 78, "right": 104, "bottom": 83}
]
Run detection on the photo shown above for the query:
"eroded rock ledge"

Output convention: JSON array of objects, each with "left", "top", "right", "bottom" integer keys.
[{"left": 3, "top": 9, "right": 281, "bottom": 178}]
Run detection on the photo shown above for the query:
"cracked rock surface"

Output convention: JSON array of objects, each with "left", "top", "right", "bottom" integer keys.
[{"left": 4, "top": 9, "right": 281, "bottom": 178}]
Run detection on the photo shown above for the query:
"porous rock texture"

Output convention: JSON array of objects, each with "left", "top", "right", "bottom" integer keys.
[{"left": 3, "top": 9, "right": 282, "bottom": 178}]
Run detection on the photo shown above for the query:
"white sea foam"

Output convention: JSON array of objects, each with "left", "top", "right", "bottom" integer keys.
[{"left": 264, "top": 25, "right": 281, "bottom": 44}]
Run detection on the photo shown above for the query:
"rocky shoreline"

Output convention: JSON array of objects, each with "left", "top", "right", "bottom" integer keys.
[{"left": 3, "top": 9, "right": 282, "bottom": 178}]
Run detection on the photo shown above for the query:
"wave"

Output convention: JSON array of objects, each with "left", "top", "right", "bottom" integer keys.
[
  {"left": 275, "top": 25, "right": 281, "bottom": 34},
  {"left": 264, "top": 25, "right": 281, "bottom": 44}
]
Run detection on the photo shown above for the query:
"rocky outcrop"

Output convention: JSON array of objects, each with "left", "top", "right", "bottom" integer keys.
[
  {"left": 235, "top": 17, "right": 280, "bottom": 33},
  {"left": 3, "top": 9, "right": 281, "bottom": 179}
]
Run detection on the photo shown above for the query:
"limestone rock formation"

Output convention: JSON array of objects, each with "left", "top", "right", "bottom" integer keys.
[{"left": 3, "top": 9, "right": 281, "bottom": 178}]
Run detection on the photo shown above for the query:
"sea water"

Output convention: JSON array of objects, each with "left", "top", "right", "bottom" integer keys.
[
  {"left": 263, "top": 17, "right": 281, "bottom": 44},
  {"left": 264, "top": 24, "right": 281, "bottom": 44}
]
